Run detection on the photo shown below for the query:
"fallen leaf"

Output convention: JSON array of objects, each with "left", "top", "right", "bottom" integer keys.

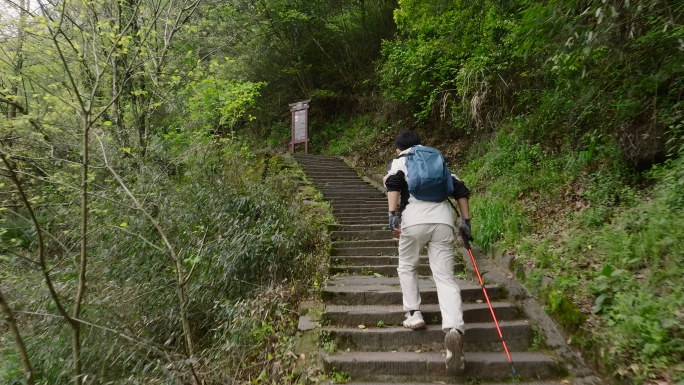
[
  {"left": 415, "top": 350, "right": 421, "bottom": 353},
  {"left": 357, "top": 325, "right": 366, "bottom": 329},
  {"left": 561, "top": 380, "right": 570, "bottom": 384},
  {"left": 390, "top": 350, "right": 397, "bottom": 354},
  {"left": 476, "top": 300, "right": 483, "bottom": 303}
]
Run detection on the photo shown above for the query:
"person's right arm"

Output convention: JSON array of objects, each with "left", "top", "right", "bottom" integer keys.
[{"left": 384, "top": 160, "right": 405, "bottom": 235}]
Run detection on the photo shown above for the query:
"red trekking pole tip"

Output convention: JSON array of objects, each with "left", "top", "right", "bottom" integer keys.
[{"left": 462, "top": 231, "right": 516, "bottom": 376}]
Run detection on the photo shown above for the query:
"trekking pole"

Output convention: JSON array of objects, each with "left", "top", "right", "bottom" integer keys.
[{"left": 462, "top": 234, "right": 517, "bottom": 375}]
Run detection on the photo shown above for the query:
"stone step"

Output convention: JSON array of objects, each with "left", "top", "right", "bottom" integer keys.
[
  {"left": 329, "top": 224, "right": 389, "bottom": 232},
  {"left": 322, "top": 277, "right": 502, "bottom": 305},
  {"left": 300, "top": 161, "right": 352, "bottom": 171},
  {"left": 313, "top": 182, "right": 375, "bottom": 189},
  {"left": 331, "top": 201, "right": 387, "bottom": 208},
  {"left": 330, "top": 265, "right": 433, "bottom": 277},
  {"left": 309, "top": 178, "right": 367, "bottom": 185},
  {"left": 318, "top": 184, "right": 379, "bottom": 190},
  {"left": 333, "top": 207, "right": 388, "bottom": 214},
  {"left": 323, "top": 192, "right": 386, "bottom": 200},
  {"left": 294, "top": 154, "right": 342, "bottom": 159},
  {"left": 336, "top": 219, "right": 387, "bottom": 226},
  {"left": 298, "top": 163, "right": 348, "bottom": 168},
  {"left": 306, "top": 173, "right": 361, "bottom": 179},
  {"left": 296, "top": 158, "right": 346, "bottom": 164},
  {"left": 324, "top": 303, "right": 517, "bottom": 326},
  {"left": 297, "top": 156, "right": 346, "bottom": 161},
  {"left": 334, "top": 215, "right": 387, "bottom": 222},
  {"left": 325, "top": 322, "right": 532, "bottom": 352},
  {"left": 304, "top": 166, "right": 363, "bottom": 174},
  {"left": 330, "top": 262, "right": 464, "bottom": 277},
  {"left": 311, "top": 176, "right": 367, "bottom": 181},
  {"left": 328, "top": 200, "right": 386, "bottom": 207},
  {"left": 330, "top": 247, "right": 398, "bottom": 257},
  {"left": 334, "top": 215, "right": 386, "bottom": 222},
  {"left": 308, "top": 176, "right": 367, "bottom": 181},
  {"left": 331, "top": 255, "right": 424, "bottom": 266},
  {"left": 344, "top": 382, "right": 566, "bottom": 385},
  {"left": 333, "top": 240, "right": 398, "bottom": 248},
  {"left": 327, "top": 197, "right": 387, "bottom": 203},
  {"left": 324, "top": 351, "right": 560, "bottom": 380},
  {"left": 334, "top": 214, "right": 386, "bottom": 220},
  {"left": 330, "top": 230, "right": 394, "bottom": 241},
  {"left": 321, "top": 189, "right": 383, "bottom": 196}
]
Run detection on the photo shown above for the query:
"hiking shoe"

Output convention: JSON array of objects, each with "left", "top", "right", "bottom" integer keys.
[
  {"left": 402, "top": 311, "right": 426, "bottom": 330},
  {"left": 445, "top": 329, "right": 465, "bottom": 375}
]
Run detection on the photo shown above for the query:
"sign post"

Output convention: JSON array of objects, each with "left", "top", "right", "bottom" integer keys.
[{"left": 289, "top": 100, "right": 310, "bottom": 154}]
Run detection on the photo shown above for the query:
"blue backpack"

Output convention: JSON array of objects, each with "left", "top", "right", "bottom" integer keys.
[{"left": 402, "top": 145, "right": 454, "bottom": 202}]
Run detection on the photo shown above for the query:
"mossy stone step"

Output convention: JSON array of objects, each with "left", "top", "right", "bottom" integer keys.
[
  {"left": 333, "top": 209, "right": 386, "bottom": 215},
  {"left": 335, "top": 220, "right": 388, "bottom": 226},
  {"left": 328, "top": 224, "right": 390, "bottom": 232},
  {"left": 325, "top": 321, "right": 532, "bottom": 352},
  {"left": 330, "top": 264, "right": 439, "bottom": 277},
  {"left": 333, "top": 240, "right": 398, "bottom": 248},
  {"left": 323, "top": 351, "right": 561, "bottom": 380},
  {"left": 331, "top": 255, "right": 425, "bottom": 266},
  {"left": 330, "top": 246, "right": 398, "bottom": 257},
  {"left": 322, "top": 276, "right": 501, "bottom": 305},
  {"left": 330, "top": 230, "right": 394, "bottom": 241},
  {"left": 324, "top": 303, "right": 517, "bottom": 326}
]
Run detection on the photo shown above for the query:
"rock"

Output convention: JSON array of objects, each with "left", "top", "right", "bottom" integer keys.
[{"left": 298, "top": 315, "right": 317, "bottom": 331}]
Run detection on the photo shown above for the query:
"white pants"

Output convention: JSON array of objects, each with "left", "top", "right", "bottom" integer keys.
[{"left": 397, "top": 224, "right": 464, "bottom": 333}]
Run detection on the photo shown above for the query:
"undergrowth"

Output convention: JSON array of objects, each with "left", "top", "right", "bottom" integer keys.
[
  {"left": 461, "top": 129, "right": 684, "bottom": 382},
  {"left": 515, "top": 149, "right": 684, "bottom": 383},
  {"left": 0, "top": 134, "right": 331, "bottom": 383}
]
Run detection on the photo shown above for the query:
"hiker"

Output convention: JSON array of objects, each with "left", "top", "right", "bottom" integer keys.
[{"left": 383, "top": 131, "right": 472, "bottom": 375}]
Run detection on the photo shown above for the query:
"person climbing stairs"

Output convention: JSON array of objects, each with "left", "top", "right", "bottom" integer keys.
[{"left": 294, "top": 154, "right": 565, "bottom": 383}]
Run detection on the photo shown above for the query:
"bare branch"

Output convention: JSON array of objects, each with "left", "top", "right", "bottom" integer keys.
[
  {"left": 107, "top": 225, "right": 166, "bottom": 253},
  {"left": 17, "top": 311, "right": 178, "bottom": 359},
  {"left": 0, "top": 153, "right": 74, "bottom": 325}
]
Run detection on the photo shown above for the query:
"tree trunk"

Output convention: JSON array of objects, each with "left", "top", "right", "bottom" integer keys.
[
  {"left": 72, "top": 114, "right": 90, "bottom": 385},
  {"left": 0, "top": 287, "right": 34, "bottom": 385},
  {"left": 8, "top": 0, "right": 27, "bottom": 119}
]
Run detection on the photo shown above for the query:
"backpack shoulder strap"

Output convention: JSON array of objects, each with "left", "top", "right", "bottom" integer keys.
[{"left": 397, "top": 146, "right": 417, "bottom": 159}]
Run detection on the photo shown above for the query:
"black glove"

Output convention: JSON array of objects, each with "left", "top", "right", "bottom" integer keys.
[
  {"left": 388, "top": 211, "right": 401, "bottom": 231},
  {"left": 458, "top": 219, "right": 473, "bottom": 242}
]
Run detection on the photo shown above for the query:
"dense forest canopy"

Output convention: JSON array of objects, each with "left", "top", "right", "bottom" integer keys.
[{"left": 1, "top": 0, "right": 683, "bottom": 383}]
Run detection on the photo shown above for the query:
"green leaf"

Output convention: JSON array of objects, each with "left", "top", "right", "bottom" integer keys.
[
  {"left": 600, "top": 265, "right": 614, "bottom": 277},
  {"left": 592, "top": 293, "right": 608, "bottom": 314}
]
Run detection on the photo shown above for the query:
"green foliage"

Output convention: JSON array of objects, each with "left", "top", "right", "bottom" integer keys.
[
  {"left": 217, "top": 0, "right": 398, "bottom": 136},
  {"left": 311, "top": 115, "right": 387, "bottom": 156},
  {"left": 0, "top": 1, "right": 329, "bottom": 380},
  {"left": 379, "top": 0, "right": 684, "bottom": 167},
  {"left": 380, "top": 0, "right": 521, "bottom": 126},
  {"left": 515, "top": 149, "right": 684, "bottom": 382},
  {"left": 180, "top": 61, "right": 264, "bottom": 132},
  {"left": 329, "top": 368, "right": 351, "bottom": 384}
]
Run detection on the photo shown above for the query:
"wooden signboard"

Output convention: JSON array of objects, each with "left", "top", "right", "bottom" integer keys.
[{"left": 289, "top": 100, "right": 310, "bottom": 153}]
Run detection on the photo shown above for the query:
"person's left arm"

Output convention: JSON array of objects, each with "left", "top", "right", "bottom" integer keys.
[{"left": 452, "top": 175, "right": 472, "bottom": 241}]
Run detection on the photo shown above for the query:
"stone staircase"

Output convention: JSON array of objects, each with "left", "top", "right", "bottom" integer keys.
[{"left": 294, "top": 154, "right": 565, "bottom": 384}]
